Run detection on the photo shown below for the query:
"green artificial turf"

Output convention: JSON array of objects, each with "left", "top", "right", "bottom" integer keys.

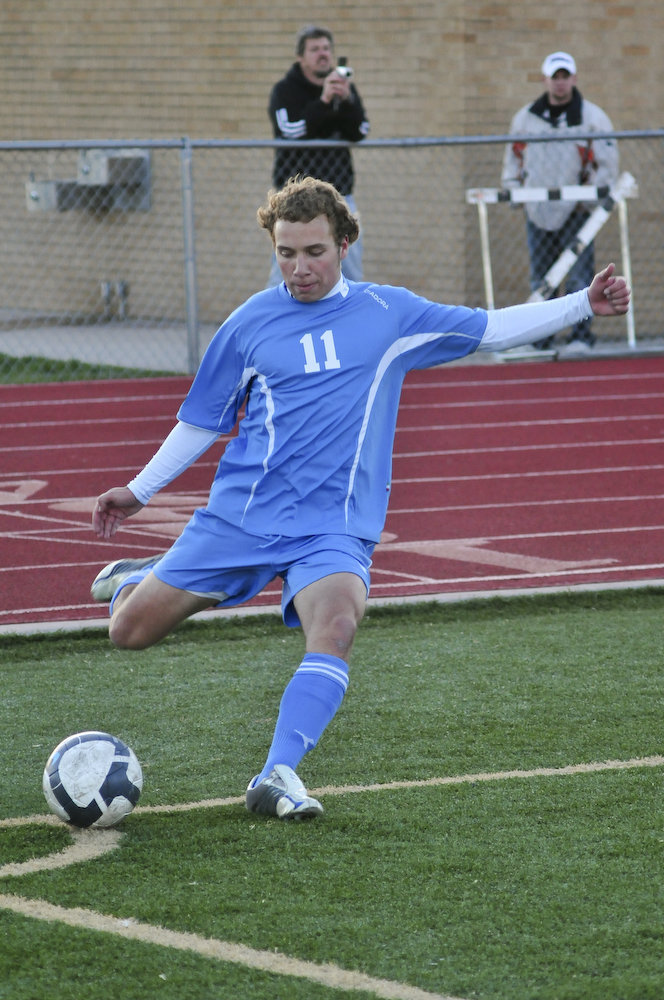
[{"left": 1, "top": 590, "right": 662, "bottom": 999}]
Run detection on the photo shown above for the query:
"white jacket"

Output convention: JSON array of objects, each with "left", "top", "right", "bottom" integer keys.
[{"left": 501, "top": 88, "right": 619, "bottom": 231}]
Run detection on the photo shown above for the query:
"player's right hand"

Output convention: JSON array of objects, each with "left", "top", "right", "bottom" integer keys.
[{"left": 92, "top": 487, "right": 144, "bottom": 539}]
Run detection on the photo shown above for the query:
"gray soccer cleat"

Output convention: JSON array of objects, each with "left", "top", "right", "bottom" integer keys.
[
  {"left": 245, "top": 764, "right": 323, "bottom": 819},
  {"left": 90, "top": 555, "right": 162, "bottom": 603}
]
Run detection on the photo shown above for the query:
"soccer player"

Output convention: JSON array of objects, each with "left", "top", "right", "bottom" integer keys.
[{"left": 91, "top": 176, "right": 631, "bottom": 820}]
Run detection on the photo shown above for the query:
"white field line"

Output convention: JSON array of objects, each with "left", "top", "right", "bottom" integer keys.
[
  {"left": 1, "top": 756, "right": 662, "bottom": 1000},
  {"left": 0, "top": 826, "right": 122, "bottom": 877},
  {"left": 2, "top": 754, "right": 661, "bottom": 833},
  {"left": 0, "top": 893, "right": 461, "bottom": 1000}
]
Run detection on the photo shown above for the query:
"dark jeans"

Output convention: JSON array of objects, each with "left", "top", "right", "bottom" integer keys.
[{"left": 526, "top": 212, "right": 595, "bottom": 347}]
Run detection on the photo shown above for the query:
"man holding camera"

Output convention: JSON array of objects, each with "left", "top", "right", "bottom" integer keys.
[{"left": 267, "top": 24, "right": 370, "bottom": 283}]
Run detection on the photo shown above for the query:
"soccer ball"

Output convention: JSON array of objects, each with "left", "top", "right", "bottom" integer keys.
[{"left": 42, "top": 731, "right": 143, "bottom": 828}]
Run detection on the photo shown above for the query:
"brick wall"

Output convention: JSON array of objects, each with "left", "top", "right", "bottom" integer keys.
[
  {"left": 1, "top": 0, "right": 661, "bottom": 140},
  {"left": 1, "top": 1, "right": 660, "bottom": 341}
]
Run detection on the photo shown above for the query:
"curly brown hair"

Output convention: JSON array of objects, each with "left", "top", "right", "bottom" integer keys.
[{"left": 257, "top": 176, "right": 360, "bottom": 247}]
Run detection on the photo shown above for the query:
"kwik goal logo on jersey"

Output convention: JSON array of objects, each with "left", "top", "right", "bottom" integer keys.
[{"left": 364, "top": 288, "right": 389, "bottom": 310}]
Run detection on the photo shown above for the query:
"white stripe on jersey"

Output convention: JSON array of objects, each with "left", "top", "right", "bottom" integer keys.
[{"left": 344, "top": 330, "right": 478, "bottom": 528}]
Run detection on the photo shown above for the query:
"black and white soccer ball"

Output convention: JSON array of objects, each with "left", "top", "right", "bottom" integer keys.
[{"left": 42, "top": 731, "right": 143, "bottom": 828}]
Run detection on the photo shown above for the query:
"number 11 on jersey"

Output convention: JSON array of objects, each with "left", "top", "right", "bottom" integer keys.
[{"left": 300, "top": 330, "right": 341, "bottom": 373}]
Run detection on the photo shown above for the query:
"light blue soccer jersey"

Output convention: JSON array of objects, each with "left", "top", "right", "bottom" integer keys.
[{"left": 178, "top": 281, "right": 488, "bottom": 542}]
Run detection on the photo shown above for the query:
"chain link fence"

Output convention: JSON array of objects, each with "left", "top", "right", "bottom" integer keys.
[{"left": 1, "top": 132, "right": 662, "bottom": 378}]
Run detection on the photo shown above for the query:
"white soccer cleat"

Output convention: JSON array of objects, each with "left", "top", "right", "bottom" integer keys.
[
  {"left": 90, "top": 555, "right": 162, "bottom": 603},
  {"left": 245, "top": 764, "right": 323, "bottom": 819}
]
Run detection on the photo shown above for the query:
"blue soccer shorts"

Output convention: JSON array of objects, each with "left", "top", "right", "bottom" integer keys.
[{"left": 152, "top": 507, "right": 374, "bottom": 627}]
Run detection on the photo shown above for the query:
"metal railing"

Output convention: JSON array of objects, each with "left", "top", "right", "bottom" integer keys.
[{"left": 1, "top": 130, "right": 662, "bottom": 377}]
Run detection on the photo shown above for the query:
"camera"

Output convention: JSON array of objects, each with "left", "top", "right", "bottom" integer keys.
[{"left": 335, "top": 57, "right": 353, "bottom": 80}]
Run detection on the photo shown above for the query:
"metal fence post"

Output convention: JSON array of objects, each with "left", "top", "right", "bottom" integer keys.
[{"left": 180, "top": 137, "right": 200, "bottom": 373}]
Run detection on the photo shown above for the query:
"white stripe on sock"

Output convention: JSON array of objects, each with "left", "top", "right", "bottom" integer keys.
[{"left": 297, "top": 663, "right": 349, "bottom": 692}]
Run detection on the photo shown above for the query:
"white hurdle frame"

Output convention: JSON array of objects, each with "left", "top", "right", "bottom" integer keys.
[{"left": 466, "top": 172, "right": 639, "bottom": 347}]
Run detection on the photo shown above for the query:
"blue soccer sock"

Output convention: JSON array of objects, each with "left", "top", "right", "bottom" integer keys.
[{"left": 255, "top": 653, "right": 349, "bottom": 783}]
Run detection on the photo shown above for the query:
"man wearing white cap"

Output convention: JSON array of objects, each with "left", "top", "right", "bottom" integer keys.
[{"left": 502, "top": 52, "right": 619, "bottom": 352}]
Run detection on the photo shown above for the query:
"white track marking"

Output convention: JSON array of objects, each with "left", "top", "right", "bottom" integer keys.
[
  {"left": 3, "top": 371, "right": 664, "bottom": 630},
  {"left": 0, "top": 480, "right": 48, "bottom": 503},
  {"left": 389, "top": 492, "right": 664, "bottom": 515},
  {"left": 2, "top": 434, "right": 664, "bottom": 459},
  {"left": 0, "top": 560, "right": 110, "bottom": 573},
  {"left": 392, "top": 463, "right": 664, "bottom": 484},
  {"left": 0, "top": 390, "right": 184, "bottom": 411},
  {"left": 0, "top": 438, "right": 171, "bottom": 453},
  {"left": 393, "top": 437, "right": 664, "bottom": 458},
  {"left": 380, "top": 539, "right": 615, "bottom": 574},
  {"left": 396, "top": 390, "right": 664, "bottom": 411},
  {"left": 368, "top": 563, "right": 664, "bottom": 587},
  {"left": 0, "top": 604, "right": 106, "bottom": 619},
  {"left": 4, "top": 416, "right": 664, "bottom": 458},
  {"left": 2, "top": 521, "right": 659, "bottom": 574},
  {"left": 4, "top": 420, "right": 664, "bottom": 477},
  {"left": 0, "top": 367, "right": 661, "bottom": 416},
  {"left": 396, "top": 413, "right": 664, "bottom": 432},
  {"left": 401, "top": 372, "right": 664, "bottom": 389},
  {"left": 2, "top": 385, "right": 664, "bottom": 423}
]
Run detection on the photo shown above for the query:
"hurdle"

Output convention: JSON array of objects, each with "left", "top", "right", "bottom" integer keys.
[{"left": 466, "top": 171, "right": 638, "bottom": 347}]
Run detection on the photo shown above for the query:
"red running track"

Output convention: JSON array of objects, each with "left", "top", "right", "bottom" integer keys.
[{"left": 2, "top": 356, "right": 664, "bottom": 628}]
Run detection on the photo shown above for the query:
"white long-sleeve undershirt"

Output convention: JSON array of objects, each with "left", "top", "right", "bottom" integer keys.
[
  {"left": 127, "top": 421, "right": 219, "bottom": 504},
  {"left": 479, "top": 288, "right": 593, "bottom": 351}
]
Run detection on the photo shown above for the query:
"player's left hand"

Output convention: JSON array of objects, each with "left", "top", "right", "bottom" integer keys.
[
  {"left": 588, "top": 263, "right": 631, "bottom": 316},
  {"left": 92, "top": 486, "right": 144, "bottom": 539}
]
